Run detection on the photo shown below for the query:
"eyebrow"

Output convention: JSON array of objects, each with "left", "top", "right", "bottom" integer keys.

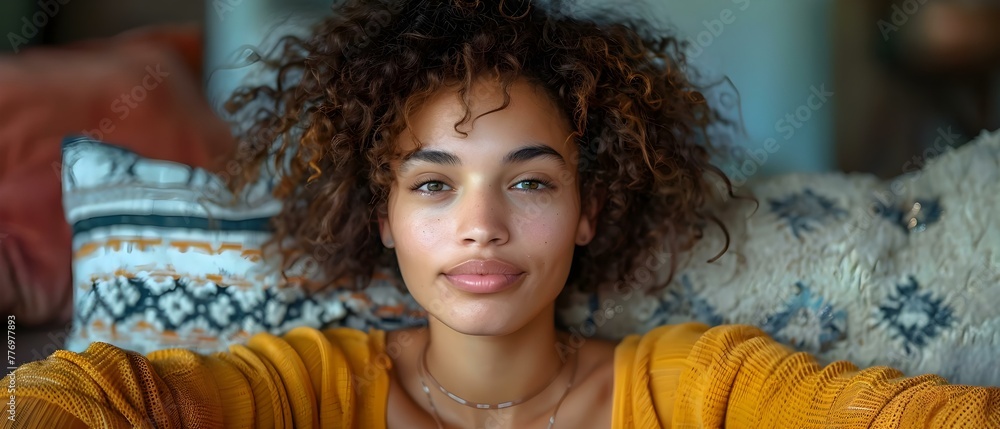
[{"left": 397, "top": 143, "right": 566, "bottom": 173}]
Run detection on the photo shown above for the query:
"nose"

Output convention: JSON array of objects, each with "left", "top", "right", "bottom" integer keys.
[{"left": 455, "top": 185, "right": 510, "bottom": 247}]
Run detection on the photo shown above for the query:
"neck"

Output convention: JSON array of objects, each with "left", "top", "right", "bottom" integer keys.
[{"left": 422, "top": 304, "right": 569, "bottom": 423}]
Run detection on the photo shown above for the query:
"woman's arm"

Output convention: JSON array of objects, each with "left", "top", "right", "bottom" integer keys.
[
  {"left": 672, "top": 324, "right": 1000, "bottom": 428},
  {"left": 0, "top": 327, "right": 384, "bottom": 428},
  {"left": 2, "top": 340, "right": 229, "bottom": 428}
]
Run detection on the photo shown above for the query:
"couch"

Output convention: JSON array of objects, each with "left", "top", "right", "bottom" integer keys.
[{"left": 3, "top": 25, "right": 997, "bottom": 387}]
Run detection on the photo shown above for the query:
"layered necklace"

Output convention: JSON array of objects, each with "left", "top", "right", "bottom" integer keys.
[{"left": 416, "top": 339, "right": 579, "bottom": 428}]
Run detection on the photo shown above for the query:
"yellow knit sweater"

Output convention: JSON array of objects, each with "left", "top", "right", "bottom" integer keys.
[{"left": 2, "top": 322, "right": 998, "bottom": 428}]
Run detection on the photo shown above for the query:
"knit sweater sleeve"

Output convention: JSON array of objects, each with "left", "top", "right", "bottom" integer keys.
[
  {"left": 663, "top": 324, "right": 1000, "bottom": 428},
  {"left": 0, "top": 327, "right": 388, "bottom": 429}
]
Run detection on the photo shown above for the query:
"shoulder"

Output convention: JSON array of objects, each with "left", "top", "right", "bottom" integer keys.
[
  {"left": 614, "top": 323, "right": 778, "bottom": 373},
  {"left": 614, "top": 322, "right": 712, "bottom": 361},
  {"left": 312, "top": 325, "right": 393, "bottom": 354},
  {"left": 605, "top": 323, "right": 717, "bottom": 427},
  {"left": 268, "top": 326, "right": 391, "bottom": 376},
  {"left": 638, "top": 322, "right": 714, "bottom": 345}
]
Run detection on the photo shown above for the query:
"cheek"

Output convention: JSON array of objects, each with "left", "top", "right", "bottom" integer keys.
[
  {"left": 395, "top": 209, "right": 446, "bottom": 255},
  {"left": 387, "top": 189, "right": 444, "bottom": 253},
  {"left": 516, "top": 204, "right": 578, "bottom": 259}
]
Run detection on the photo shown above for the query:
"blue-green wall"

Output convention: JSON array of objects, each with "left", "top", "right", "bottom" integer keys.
[
  {"left": 204, "top": 0, "right": 330, "bottom": 113},
  {"left": 203, "top": 0, "right": 835, "bottom": 175},
  {"left": 645, "top": 0, "right": 835, "bottom": 175}
]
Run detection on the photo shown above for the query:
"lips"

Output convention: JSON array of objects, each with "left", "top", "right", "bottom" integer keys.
[{"left": 443, "top": 259, "right": 525, "bottom": 294}]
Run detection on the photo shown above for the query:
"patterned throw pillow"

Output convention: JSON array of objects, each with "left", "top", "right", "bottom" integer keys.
[
  {"left": 61, "top": 137, "right": 426, "bottom": 354},
  {"left": 557, "top": 128, "right": 1000, "bottom": 386}
]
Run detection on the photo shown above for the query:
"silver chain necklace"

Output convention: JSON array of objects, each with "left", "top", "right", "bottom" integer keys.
[{"left": 416, "top": 340, "right": 579, "bottom": 429}]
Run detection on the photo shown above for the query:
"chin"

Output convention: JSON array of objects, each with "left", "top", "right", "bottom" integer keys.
[
  {"left": 410, "top": 276, "right": 555, "bottom": 336},
  {"left": 431, "top": 301, "right": 529, "bottom": 337},
  {"left": 439, "top": 320, "right": 520, "bottom": 337}
]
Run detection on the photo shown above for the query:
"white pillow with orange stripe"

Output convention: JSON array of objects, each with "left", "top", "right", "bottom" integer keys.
[{"left": 61, "top": 136, "right": 426, "bottom": 354}]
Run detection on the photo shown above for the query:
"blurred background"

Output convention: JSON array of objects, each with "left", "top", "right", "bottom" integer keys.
[{"left": 2, "top": 0, "right": 999, "bottom": 180}]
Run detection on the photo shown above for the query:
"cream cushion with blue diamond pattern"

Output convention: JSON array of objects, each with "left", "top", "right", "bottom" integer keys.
[{"left": 559, "top": 128, "right": 1000, "bottom": 386}]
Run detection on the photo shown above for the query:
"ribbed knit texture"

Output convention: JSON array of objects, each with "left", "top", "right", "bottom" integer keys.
[
  {"left": 3, "top": 323, "right": 997, "bottom": 428},
  {"left": 613, "top": 323, "right": 1000, "bottom": 428}
]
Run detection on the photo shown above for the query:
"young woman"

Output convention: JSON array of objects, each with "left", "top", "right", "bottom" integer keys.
[{"left": 4, "top": 0, "right": 999, "bottom": 428}]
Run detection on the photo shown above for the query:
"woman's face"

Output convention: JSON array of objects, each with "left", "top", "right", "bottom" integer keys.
[{"left": 379, "top": 77, "right": 596, "bottom": 336}]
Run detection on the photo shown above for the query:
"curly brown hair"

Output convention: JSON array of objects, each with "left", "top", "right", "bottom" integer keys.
[{"left": 225, "top": 0, "right": 735, "bottom": 295}]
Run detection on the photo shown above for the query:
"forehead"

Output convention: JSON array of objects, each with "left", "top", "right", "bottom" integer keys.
[{"left": 395, "top": 77, "right": 575, "bottom": 156}]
